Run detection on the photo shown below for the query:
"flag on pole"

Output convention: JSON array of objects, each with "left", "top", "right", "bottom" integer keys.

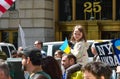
[
  {"left": 0, "top": 0, "right": 15, "bottom": 17},
  {"left": 59, "top": 38, "right": 71, "bottom": 54},
  {"left": 19, "top": 24, "right": 26, "bottom": 48}
]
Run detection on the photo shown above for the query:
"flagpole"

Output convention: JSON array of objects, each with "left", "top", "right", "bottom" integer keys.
[{"left": 18, "top": 3, "right": 26, "bottom": 48}]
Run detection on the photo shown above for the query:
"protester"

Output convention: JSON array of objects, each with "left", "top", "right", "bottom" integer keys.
[
  {"left": 116, "top": 66, "right": 120, "bottom": 73},
  {"left": 17, "top": 51, "right": 24, "bottom": 58},
  {"left": 62, "top": 25, "right": 89, "bottom": 79},
  {"left": 82, "top": 61, "right": 112, "bottom": 79},
  {"left": 21, "top": 47, "right": 51, "bottom": 79},
  {"left": 34, "top": 40, "right": 46, "bottom": 58},
  {"left": 70, "top": 25, "right": 89, "bottom": 65},
  {"left": 116, "top": 66, "right": 120, "bottom": 79},
  {"left": 16, "top": 50, "right": 29, "bottom": 79},
  {"left": 54, "top": 50, "right": 65, "bottom": 74},
  {"left": 0, "top": 59, "right": 11, "bottom": 79},
  {"left": 62, "top": 25, "right": 90, "bottom": 79},
  {"left": 91, "top": 41, "right": 117, "bottom": 79},
  {"left": 18, "top": 46, "right": 23, "bottom": 51},
  {"left": 41, "top": 56, "right": 62, "bottom": 79},
  {"left": 61, "top": 54, "right": 82, "bottom": 79},
  {"left": 17, "top": 46, "right": 24, "bottom": 58},
  {"left": 54, "top": 50, "right": 64, "bottom": 59},
  {"left": 11, "top": 50, "right": 18, "bottom": 58},
  {"left": 91, "top": 41, "right": 101, "bottom": 62}
]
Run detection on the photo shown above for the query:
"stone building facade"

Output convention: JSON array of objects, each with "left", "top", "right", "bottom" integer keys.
[
  {"left": 0, "top": 0, "right": 120, "bottom": 48},
  {"left": 0, "top": 0, "right": 54, "bottom": 47}
]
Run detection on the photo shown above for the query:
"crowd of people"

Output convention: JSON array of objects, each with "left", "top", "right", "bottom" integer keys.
[{"left": 0, "top": 25, "right": 119, "bottom": 79}]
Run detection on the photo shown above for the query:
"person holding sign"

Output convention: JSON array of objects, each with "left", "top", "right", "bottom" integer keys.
[
  {"left": 91, "top": 41, "right": 101, "bottom": 62},
  {"left": 91, "top": 40, "right": 119, "bottom": 79}
]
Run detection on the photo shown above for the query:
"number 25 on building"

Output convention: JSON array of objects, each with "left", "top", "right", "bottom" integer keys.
[{"left": 84, "top": 2, "right": 102, "bottom": 20}]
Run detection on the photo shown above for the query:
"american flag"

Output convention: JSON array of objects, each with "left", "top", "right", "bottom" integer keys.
[{"left": 0, "top": 0, "right": 15, "bottom": 17}]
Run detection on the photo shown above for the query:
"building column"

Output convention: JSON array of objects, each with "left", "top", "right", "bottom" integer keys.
[
  {"left": 87, "top": 21, "right": 100, "bottom": 40},
  {"left": 72, "top": 0, "right": 76, "bottom": 20}
]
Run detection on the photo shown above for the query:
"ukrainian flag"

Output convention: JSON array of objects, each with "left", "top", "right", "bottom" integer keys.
[{"left": 59, "top": 38, "right": 71, "bottom": 54}]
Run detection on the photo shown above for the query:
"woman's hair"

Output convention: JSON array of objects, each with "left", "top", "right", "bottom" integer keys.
[
  {"left": 70, "top": 25, "right": 87, "bottom": 42},
  {"left": 41, "top": 56, "right": 62, "bottom": 79},
  {"left": 82, "top": 62, "right": 112, "bottom": 79}
]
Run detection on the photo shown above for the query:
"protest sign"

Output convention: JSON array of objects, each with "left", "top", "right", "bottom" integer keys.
[{"left": 95, "top": 40, "right": 120, "bottom": 67}]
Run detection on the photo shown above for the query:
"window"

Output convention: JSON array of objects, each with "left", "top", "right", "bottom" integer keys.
[
  {"left": 58, "top": 0, "right": 113, "bottom": 20},
  {"left": 101, "top": 31, "right": 120, "bottom": 39},
  {"left": 101, "top": 0, "right": 112, "bottom": 20},
  {"left": 59, "top": 0, "right": 72, "bottom": 21},
  {"left": 0, "top": 30, "right": 18, "bottom": 48},
  {"left": 12, "top": 32, "right": 18, "bottom": 49},
  {"left": 116, "top": 0, "right": 120, "bottom": 20},
  {"left": 9, "top": 46, "right": 15, "bottom": 53},
  {"left": 1, "top": 46, "right": 9, "bottom": 57},
  {"left": 76, "top": 0, "right": 87, "bottom": 20},
  {"left": 2, "top": 32, "right": 9, "bottom": 43},
  {"left": 76, "top": 0, "right": 112, "bottom": 20}
]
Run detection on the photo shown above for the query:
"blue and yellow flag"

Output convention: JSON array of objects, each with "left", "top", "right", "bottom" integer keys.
[{"left": 59, "top": 38, "right": 70, "bottom": 54}]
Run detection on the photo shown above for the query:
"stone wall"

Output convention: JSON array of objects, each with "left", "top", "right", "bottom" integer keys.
[{"left": 0, "top": 0, "right": 55, "bottom": 47}]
